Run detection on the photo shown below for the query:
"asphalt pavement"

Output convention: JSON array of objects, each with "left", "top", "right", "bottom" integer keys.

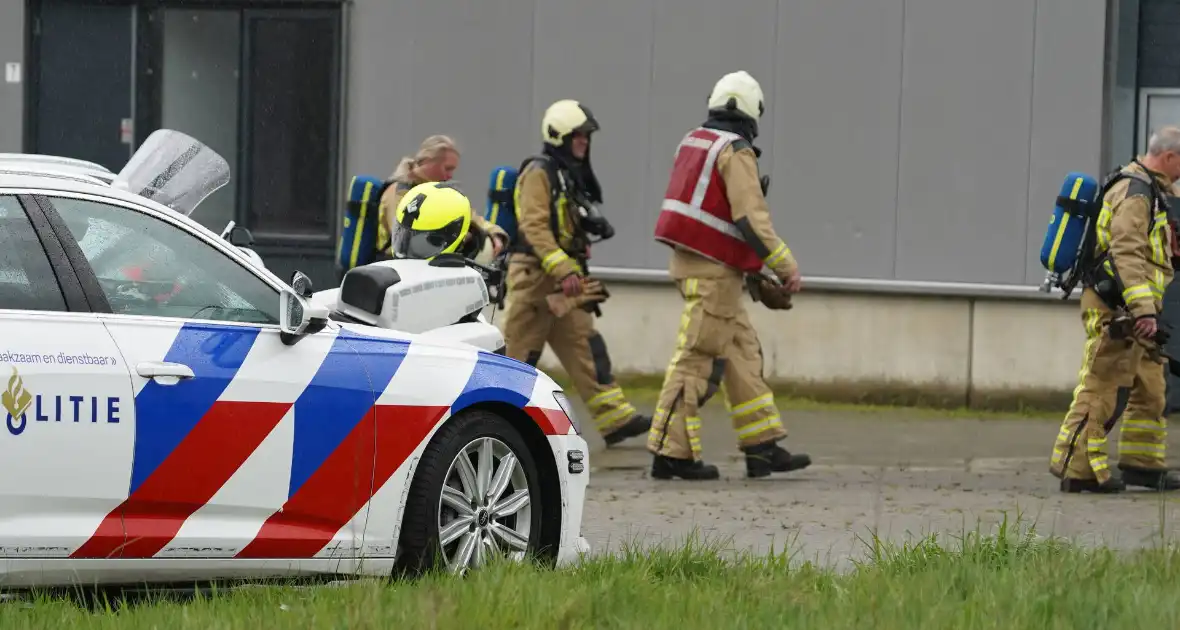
[{"left": 575, "top": 403, "right": 1180, "bottom": 568}]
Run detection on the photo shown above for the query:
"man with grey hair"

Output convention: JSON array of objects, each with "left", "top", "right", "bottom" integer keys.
[{"left": 1050, "top": 126, "right": 1180, "bottom": 493}]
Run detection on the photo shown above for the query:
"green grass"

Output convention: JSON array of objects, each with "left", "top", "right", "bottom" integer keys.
[
  {"left": 8, "top": 516, "right": 1180, "bottom": 628},
  {"left": 547, "top": 370, "right": 1073, "bottom": 417},
  {"left": 600, "top": 385, "right": 1063, "bottom": 422}
]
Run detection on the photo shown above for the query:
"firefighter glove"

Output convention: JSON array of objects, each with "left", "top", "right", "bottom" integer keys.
[
  {"left": 546, "top": 279, "right": 608, "bottom": 318},
  {"left": 581, "top": 277, "right": 610, "bottom": 303},
  {"left": 746, "top": 274, "right": 793, "bottom": 311}
]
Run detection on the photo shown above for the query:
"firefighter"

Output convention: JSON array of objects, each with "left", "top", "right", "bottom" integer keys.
[
  {"left": 502, "top": 99, "right": 651, "bottom": 447},
  {"left": 1050, "top": 126, "right": 1180, "bottom": 493},
  {"left": 378, "top": 134, "right": 508, "bottom": 259},
  {"left": 646, "top": 71, "right": 812, "bottom": 480}
]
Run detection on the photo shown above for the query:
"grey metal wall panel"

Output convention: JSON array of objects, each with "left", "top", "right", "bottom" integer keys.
[
  {"left": 895, "top": 0, "right": 1037, "bottom": 284},
  {"left": 532, "top": 0, "right": 655, "bottom": 268},
  {"left": 0, "top": 2, "right": 23, "bottom": 153},
  {"left": 407, "top": 0, "right": 535, "bottom": 200},
  {"left": 343, "top": 1, "right": 416, "bottom": 182},
  {"left": 647, "top": 0, "right": 777, "bottom": 269},
  {"left": 336, "top": 0, "right": 1109, "bottom": 288},
  {"left": 1023, "top": 0, "right": 1107, "bottom": 286},
  {"left": 346, "top": 0, "right": 536, "bottom": 198},
  {"left": 771, "top": 0, "right": 904, "bottom": 279}
]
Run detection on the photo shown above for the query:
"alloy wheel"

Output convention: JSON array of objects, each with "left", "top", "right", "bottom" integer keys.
[{"left": 436, "top": 436, "right": 533, "bottom": 574}]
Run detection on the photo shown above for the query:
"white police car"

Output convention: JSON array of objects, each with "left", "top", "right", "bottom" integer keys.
[{"left": 0, "top": 130, "right": 589, "bottom": 587}]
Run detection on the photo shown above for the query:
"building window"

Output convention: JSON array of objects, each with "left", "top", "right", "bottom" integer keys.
[
  {"left": 243, "top": 14, "right": 340, "bottom": 240},
  {"left": 26, "top": 2, "right": 343, "bottom": 245}
]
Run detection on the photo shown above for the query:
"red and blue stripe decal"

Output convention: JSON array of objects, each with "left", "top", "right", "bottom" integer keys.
[
  {"left": 129, "top": 324, "right": 260, "bottom": 494},
  {"left": 453, "top": 352, "right": 572, "bottom": 435},
  {"left": 238, "top": 330, "right": 425, "bottom": 558},
  {"left": 285, "top": 329, "right": 405, "bottom": 499},
  {"left": 452, "top": 352, "right": 538, "bottom": 411},
  {"left": 74, "top": 323, "right": 283, "bottom": 559},
  {"left": 454, "top": 352, "right": 572, "bottom": 435},
  {"left": 73, "top": 325, "right": 570, "bottom": 560}
]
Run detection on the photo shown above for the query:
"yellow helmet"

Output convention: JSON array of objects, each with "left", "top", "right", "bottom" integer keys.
[
  {"left": 390, "top": 181, "right": 472, "bottom": 260},
  {"left": 542, "top": 99, "right": 599, "bottom": 147}
]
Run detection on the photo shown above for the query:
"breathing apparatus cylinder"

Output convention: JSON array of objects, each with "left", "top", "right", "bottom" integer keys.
[{"left": 1038, "top": 172, "right": 1099, "bottom": 291}]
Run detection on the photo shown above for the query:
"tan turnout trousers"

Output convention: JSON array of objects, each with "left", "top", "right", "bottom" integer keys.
[
  {"left": 1050, "top": 288, "right": 1169, "bottom": 483},
  {"left": 502, "top": 256, "right": 639, "bottom": 435},
  {"left": 647, "top": 270, "right": 787, "bottom": 461}
]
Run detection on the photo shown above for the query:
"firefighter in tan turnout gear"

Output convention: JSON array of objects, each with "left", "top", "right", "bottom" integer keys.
[
  {"left": 378, "top": 135, "right": 509, "bottom": 260},
  {"left": 647, "top": 71, "right": 812, "bottom": 480},
  {"left": 1050, "top": 126, "right": 1180, "bottom": 493},
  {"left": 502, "top": 99, "right": 652, "bottom": 446}
]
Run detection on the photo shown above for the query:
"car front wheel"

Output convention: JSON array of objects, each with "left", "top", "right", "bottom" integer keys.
[{"left": 395, "top": 409, "right": 544, "bottom": 577}]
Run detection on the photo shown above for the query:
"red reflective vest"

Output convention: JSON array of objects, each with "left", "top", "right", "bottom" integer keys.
[{"left": 654, "top": 127, "right": 764, "bottom": 272}]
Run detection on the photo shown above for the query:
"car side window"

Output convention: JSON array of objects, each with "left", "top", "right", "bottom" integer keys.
[
  {"left": 0, "top": 195, "right": 67, "bottom": 312},
  {"left": 49, "top": 196, "right": 280, "bottom": 325}
]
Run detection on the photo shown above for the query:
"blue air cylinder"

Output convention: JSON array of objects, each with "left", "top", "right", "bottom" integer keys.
[{"left": 1039, "top": 172, "right": 1099, "bottom": 276}]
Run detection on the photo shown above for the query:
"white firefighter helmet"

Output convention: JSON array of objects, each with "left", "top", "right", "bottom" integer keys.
[
  {"left": 707, "top": 71, "right": 765, "bottom": 120},
  {"left": 542, "top": 99, "right": 600, "bottom": 147}
]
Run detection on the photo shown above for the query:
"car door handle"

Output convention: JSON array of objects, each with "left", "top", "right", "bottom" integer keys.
[{"left": 136, "top": 361, "right": 195, "bottom": 385}]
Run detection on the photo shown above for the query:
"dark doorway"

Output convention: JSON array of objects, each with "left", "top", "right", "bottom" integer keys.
[
  {"left": 241, "top": 9, "right": 340, "bottom": 248},
  {"left": 28, "top": 0, "right": 135, "bottom": 173},
  {"left": 27, "top": 0, "right": 343, "bottom": 287}
]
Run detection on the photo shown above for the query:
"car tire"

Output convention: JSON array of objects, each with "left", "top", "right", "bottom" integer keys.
[{"left": 393, "top": 408, "right": 545, "bottom": 577}]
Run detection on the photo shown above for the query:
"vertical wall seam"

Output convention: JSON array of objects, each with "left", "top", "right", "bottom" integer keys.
[
  {"left": 1132, "top": 0, "right": 1145, "bottom": 154},
  {"left": 769, "top": 0, "right": 780, "bottom": 182},
  {"left": 128, "top": 7, "right": 137, "bottom": 161},
  {"left": 1023, "top": 0, "right": 1041, "bottom": 286},
  {"left": 1099, "top": 0, "right": 1117, "bottom": 175},
  {"left": 966, "top": 298, "right": 976, "bottom": 407},
  {"left": 336, "top": 1, "right": 352, "bottom": 240},
  {"left": 644, "top": 0, "right": 657, "bottom": 268},
  {"left": 528, "top": 0, "right": 538, "bottom": 140},
  {"left": 891, "top": 0, "right": 907, "bottom": 279},
  {"left": 400, "top": 0, "right": 413, "bottom": 164}
]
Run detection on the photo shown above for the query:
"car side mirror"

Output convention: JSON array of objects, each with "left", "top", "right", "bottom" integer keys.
[
  {"left": 279, "top": 285, "right": 328, "bottom": 346},
  {"left": 290, "top": 271, "right": 314, "bottom": 298}
]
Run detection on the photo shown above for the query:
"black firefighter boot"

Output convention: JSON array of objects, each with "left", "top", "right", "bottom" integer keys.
[
  {"left": 651, "top": 454, "right": 721, "bottom": 480},
  {"left": 1117, "top": 464, "right": 1180, "bottom": 491},
  {"left": 1059, "top": 471, "right": 1126, "bottom": 493},
  {"left": 743, "top": 441, "right": 812, "bottom": 479},
  {"left": 602, "top": 413, "right": 652, "bottom": 447}
]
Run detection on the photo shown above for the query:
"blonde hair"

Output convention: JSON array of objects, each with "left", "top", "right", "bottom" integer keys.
[{"left": 390, "top": 134, "right": 459, "bottom": 183}]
